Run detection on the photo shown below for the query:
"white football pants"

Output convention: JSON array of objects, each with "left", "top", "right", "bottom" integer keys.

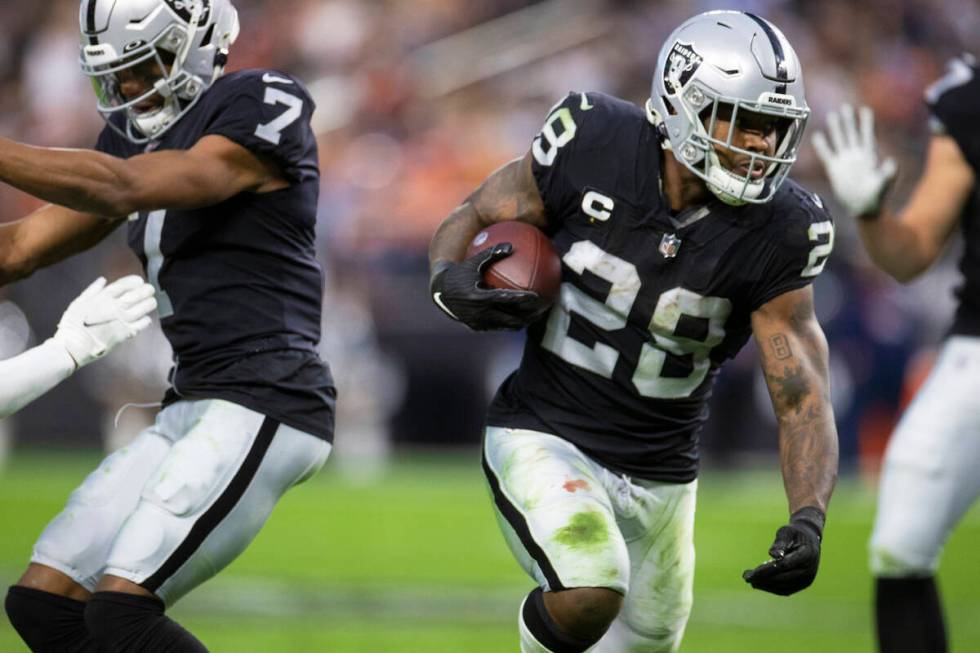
[
  {"left": 484, "top": 426, "right": 696, "bottom": 653},
  {"left": 870, "top": 336, "right": 980, "bottom": 576},
  {"left": 31, "top": 398, "right": 330, "bottom": 605}
]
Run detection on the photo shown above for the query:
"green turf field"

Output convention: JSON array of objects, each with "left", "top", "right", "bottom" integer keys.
[{"left": 1, "top": 451, "right": 978, "bottom": 652}]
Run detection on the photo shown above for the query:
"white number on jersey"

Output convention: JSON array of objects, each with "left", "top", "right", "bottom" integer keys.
[
  {"left": 532, "top": 107, "right": 577, "bottom": 166},
  {"left": 144, "top": 209, "right": 174, "bottom": 318},
  {"left": 542, "top": 241, "right": 640, "bottom": 378},
  {"left": 634, "top": 288, "right": 731, "bottom": 398},
  {"left": 254, "top": 87, "right": 303, "bottom": 146},
  {"left": 925, "top": 56, "right": 975, "bottom": 105},
  {"left": 801, "top": 220, "right": 834, "bottom": 278},
  {"left": 542, "top": 240, "right": 731, "bottom": 399}
]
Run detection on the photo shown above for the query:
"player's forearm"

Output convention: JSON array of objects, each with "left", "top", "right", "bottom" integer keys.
[
  {"left": 0, "top": 138, "right": 136, "bottom": 217},
  {"left": 0, "top": 222, "right": 26, "bottom": 287},
  {"left": 760, "top": 325, "right": 839, "bottom": 513},
  {"left": 0, "top": 206, "right": 122, "bottom": 288},
  {"left": 0, "top": 339, "right": 75, "bottom": 419},
  {"left": 429, "top": 202, "right": 486, "bottom": 277},
  {"left": 856, "top": 210, "right": 937, "bottom": 283},
  {"left": 430, "top": 154, "right": 548, "bottom": 280},
  {"left": 776, "top": 392, "right": 839, "bottom": 514}
]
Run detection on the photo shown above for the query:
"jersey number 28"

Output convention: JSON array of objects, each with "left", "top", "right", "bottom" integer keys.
[{"left": 542, "top": 240, "right": 731, "bottom": 399}]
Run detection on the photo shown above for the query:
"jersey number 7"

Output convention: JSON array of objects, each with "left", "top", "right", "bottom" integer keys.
[{"left": 254, "top": 87, "right": 303, "bottom": 146}]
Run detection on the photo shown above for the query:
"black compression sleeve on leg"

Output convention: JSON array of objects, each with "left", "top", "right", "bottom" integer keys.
[
  {"left": 522, "top": 587, "right": 599, "bottom": 653},
  {"left": 875, "top": 576, "right": 947, "bottom": 653},
  {"left": 5, "top": 586, "right": 101, "bottom": 653},
  {"left": 85, "top": 591, "right": 208, "bottom": 653}
]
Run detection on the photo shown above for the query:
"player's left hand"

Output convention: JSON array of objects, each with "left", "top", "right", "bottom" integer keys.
[
  {"left": 742, "top": 506, "right": 824, "bottom": 596},
  {"left": 812, "top": 104, "right": 897, "bottom": 218}
]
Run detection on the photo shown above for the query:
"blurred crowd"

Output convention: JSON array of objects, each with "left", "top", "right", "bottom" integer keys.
[{"left": 0, "top": 0, "right": 978, "bottom": 474}]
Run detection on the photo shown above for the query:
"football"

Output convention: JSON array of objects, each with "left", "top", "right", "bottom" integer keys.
[{"left": 465, "top": 221, "right": 562, "bottom": 303}]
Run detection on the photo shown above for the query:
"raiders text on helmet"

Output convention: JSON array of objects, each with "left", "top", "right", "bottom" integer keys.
[
  {"left": 647, "top": 11, "right": 809, "bottom": 205},
  {"left": 79, "top": 0, "right": 240, "bottom": 144}
]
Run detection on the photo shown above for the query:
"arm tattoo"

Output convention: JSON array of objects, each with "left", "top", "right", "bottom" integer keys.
[
  {"left": 757, "top": 291, "right": 838, "bottom": 513},
  {"left": 772, "top": 363, "right": 810, "bottom": 415},
  {"left": 779, "top": 402, "right": 838, "bottom": 513},
  {"left": 769, "top": 333, "right": 792, "bottom": 360}
]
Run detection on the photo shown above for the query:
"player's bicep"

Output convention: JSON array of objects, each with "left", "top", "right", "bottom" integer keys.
[
  {"left": 467, "top": 151, "right": 548, "bottom": 229},
  {"left": 751, "top": 286, "right": 830, "bottom": 416},
  {"left": 900, "top": 135, "right": 974, "bottom": 255},
  {"left": 126, "top": 135, "right": 281, "bottom": 211},
  {"left": 0, "top": 204, "right": 121, "bottom": 285}
]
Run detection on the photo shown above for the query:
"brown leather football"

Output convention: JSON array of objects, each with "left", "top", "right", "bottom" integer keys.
[{"left": 465, "top": 221, "right": 562, "bottom": 303}]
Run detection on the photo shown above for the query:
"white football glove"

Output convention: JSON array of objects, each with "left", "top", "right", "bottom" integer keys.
[
  {"left": 53, "top": 275, "right": 158, "bottom": 368},
  {"left": 812, "top": 104, "right": 898, "bottom": 217}
]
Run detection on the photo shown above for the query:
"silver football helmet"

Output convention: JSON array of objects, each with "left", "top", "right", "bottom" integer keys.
[
  {"left": 647, "top": 11, "right": 809, "bottom": 205},
  {"left": 79, "top": 0, "right": 240, "bottom": 143}
]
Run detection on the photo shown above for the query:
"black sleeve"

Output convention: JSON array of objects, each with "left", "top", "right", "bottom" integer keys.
[
  {"left": 93, "top": 119, "right": 136, "bottom": 158},
  {"left": 203, "top": 71, "right": 319, "bottom": 182},
  {"left": 94, "top": 126, "right": 114, "bottom": 154},
  {"left": 529, "top": 92, "right": 627, "bottom": 224},
  {"left": 747, "top": 191, "right": 835, "bottom": 311},
  {"left": 925, "top": 55, "right": 980, "bottom": 170}
]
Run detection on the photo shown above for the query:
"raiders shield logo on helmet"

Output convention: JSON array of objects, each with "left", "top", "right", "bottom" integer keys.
[
  {"left": 664, "top": 41, "right": 703, "bottom": 94},
  {"left": 164, "top": 0, "right": 212, "bottom": 24}
]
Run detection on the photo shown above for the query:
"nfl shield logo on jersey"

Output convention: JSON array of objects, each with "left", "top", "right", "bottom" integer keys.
[{"left": 659, "top": 233, "right": 682, "bottom": 259}]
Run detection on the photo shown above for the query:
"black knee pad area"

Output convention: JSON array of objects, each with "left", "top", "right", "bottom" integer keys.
[
  {"left": 5, "top": 585, "right": 99, "bottom": 653},
  {"left": 522, "top": 587, "right": 604, "bottom": 653},
  {"left": 84, "top": 591, "right": 165, "bottom": 644},
  {"left": 84, "top": 591, "right": 208, "bottom": 653}
]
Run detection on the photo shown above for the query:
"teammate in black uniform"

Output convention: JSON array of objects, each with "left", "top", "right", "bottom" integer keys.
[
  {"left": 0, "top": 1, "right": 333, "bottom": 651},
  {"left": 814, "top": 54, "right": 980, "bottom": 653},
  {"left": 431, "top": 11, "right": 839, "bottom": 653}
]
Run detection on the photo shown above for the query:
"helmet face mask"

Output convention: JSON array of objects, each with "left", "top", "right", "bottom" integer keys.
[
  {"left": 79, "top": 0, "right": 240, "bottom": 144},
  {"left": 648, "top": 11, "right": 810, "bottom": 206},
  {"left": 85, "top": 33, "right": 189, "bottom": 142}
]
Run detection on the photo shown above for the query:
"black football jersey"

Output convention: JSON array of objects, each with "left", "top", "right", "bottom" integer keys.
[
  {"left": 94, "top": 69, "right": 335, "bottom": 440},
  {"left": 926, "top": 54, "right": 980, "bottom": 337},
  {"left": 486, "top": 92, "right": 834, "bottom": 482}
]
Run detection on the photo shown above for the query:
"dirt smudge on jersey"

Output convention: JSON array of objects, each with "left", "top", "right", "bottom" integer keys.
[
  {"left": 563, "top": 479, "right": 591, "bottom": 493},
  {"left": 554, "top": 510, "right": 609, "bottom": 550}
]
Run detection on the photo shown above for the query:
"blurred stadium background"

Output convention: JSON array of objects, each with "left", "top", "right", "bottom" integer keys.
[{"left": 1, "top": 0, "right": 978, "bottom": 651}]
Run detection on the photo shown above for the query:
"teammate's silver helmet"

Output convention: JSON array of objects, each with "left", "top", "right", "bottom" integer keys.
[
  {"left": 648, "top": 11, "right": 809, "bottom": 205},
  {"left": 79, "top": 0, "right": 240, "bottom": 143}
]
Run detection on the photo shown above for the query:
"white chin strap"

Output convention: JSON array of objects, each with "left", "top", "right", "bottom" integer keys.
[{"left": 705, "top": 150, "right": 765, "bottom": 206}]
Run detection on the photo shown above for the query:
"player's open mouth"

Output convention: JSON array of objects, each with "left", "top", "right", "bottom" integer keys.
[
  {"left": 133, "top": 100, "right": 163, "bottom": 114},
  {"left": 735, "top": 161, "right": 766, "bottom": 179}
]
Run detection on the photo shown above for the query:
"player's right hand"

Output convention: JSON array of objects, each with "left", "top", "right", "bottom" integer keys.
[
  {"left": 54, "top": 275, "right": 157, "bottom": 368},
  {"left": 812, "top": 104, "right": 897, "bottom": 218},
  {"left": 430, "top": 244, "right": 545, "bottom": 331}
]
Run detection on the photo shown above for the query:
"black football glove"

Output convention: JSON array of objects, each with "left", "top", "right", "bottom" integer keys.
[
  {"left": 430, "top": 243, "right": 547, "bottom": 331},
  {"left": 742, "top": 506, "right": 824, "bottom": 596}
]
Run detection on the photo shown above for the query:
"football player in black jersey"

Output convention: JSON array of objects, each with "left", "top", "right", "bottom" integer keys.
[
  {"left": 430, "top": 10, "right": 839, "bottom": 653},
  {"left": 0, "top": 1, "right": 334, "bottom": 652},
  {"left": 814, "top": 55, "right": 980, "bottom": 653}
]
